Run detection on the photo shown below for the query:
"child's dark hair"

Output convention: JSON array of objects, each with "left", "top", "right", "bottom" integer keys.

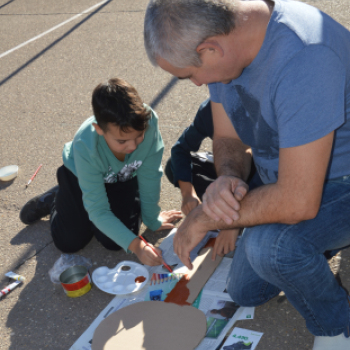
[{"left": 92, "top": 77, "right": 151, "bottom": 133}]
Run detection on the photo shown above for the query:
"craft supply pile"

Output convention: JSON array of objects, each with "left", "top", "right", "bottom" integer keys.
[{"left": 59, "top": 229, "right": 263, "bottom": 350}]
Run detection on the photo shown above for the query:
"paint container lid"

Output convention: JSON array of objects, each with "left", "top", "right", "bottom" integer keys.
[
  {"left": 0, "top": 165, "right": 18, "bottom": 181},
  {"left": 92, "top": 261, "right": 149, "bottom": 296}
]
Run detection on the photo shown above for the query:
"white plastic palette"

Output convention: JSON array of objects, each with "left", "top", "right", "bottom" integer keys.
[{"left": 92, "top": 261, "right": 149, "bottom": 296}]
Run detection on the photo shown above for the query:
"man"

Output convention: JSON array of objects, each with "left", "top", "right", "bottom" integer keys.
[{"left": 144, "top": 0, "right": 350, "bottom": 349}]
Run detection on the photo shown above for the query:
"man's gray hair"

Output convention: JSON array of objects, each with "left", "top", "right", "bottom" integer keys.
[{"left": 144, "top": 0, "right": 237, "bottom": 68}]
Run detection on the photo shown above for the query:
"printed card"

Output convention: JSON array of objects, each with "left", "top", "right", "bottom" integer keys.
[{"left": 220, "top": 327, "right": 263, "bottom": 350}]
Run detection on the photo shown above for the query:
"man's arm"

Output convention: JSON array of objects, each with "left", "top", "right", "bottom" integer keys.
[
  {"left": 174, "top": 102, "right": 334, "bottom": 269},
  {"left": 212, "top": 101, "right": 252, "bottom": 180},
  {"left": 202, "top": 101, "right": 252, "bottom": 222}
]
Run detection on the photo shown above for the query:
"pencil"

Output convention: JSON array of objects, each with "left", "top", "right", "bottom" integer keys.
[
  {"left": 25, "top": 164, "right": 42, "bottom": 188},
  {"left": 139, "top": 236, "right": 173, "bottom": 273}
]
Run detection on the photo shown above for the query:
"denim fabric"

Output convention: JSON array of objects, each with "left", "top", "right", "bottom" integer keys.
[{"left": 226, "top": 175, "right": 350, "bottom": 336}]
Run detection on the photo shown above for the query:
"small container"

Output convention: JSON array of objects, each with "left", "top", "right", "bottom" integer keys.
[
  {"left": 0, "top": 165, "right": 18, "bottom": 181},
  {"left": 59, "top": 265, "right": 92, "bottom": 298}
]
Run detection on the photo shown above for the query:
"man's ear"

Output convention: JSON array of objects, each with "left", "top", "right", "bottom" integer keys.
[
  {"left": 196, "top": 40, "right": 224, "bottom": 57},
  {"left": 92, "top": 122, "right": 104, "bottom": 136}
]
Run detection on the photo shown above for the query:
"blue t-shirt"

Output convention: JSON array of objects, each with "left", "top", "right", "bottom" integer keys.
[{"left": 209, "top": 0, "right": 350, "bottom": 184}]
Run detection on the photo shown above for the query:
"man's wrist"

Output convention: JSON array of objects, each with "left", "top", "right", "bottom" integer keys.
[{"left": 193, "top": 204, "right": 240, "bottom": 232}]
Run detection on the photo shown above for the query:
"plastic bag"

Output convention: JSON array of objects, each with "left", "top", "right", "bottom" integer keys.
[{"left": 48, "top": 254, "right": 92, "bottom": 284}]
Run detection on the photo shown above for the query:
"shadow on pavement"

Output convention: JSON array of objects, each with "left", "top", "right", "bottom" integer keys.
[
  {"left": 0, "top": 0, "right": 112, "bottom": 87},
  {"left": 0, "top": 0, "right": 15, "bottom": 11}
]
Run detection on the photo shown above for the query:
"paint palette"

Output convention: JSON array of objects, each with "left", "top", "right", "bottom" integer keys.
[{"left": 92, "top": 261, "right": 149, "bottom": 296}]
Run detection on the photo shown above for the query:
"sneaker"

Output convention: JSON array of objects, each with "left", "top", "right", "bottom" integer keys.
[
  {"left": 19, "top": 186, "right": 59, "bottom": 224},
  {"left": 313, "top": 333, "right": 350, "bottom": 350},
  {"left": 313, "top": 297, "right": 350, "bottom": 350}
]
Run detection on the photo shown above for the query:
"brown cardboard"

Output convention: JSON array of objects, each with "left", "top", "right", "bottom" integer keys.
[
  {"left": 164, "top": 244, "right": 223, "bottom": 305},
  {"left": 91, "top": 301, "right": 207, "bottom": 350}
]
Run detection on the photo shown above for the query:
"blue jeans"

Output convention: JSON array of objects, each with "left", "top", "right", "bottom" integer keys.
[{"left": 226, "top": 175, "right": 350, "bottom": 336}]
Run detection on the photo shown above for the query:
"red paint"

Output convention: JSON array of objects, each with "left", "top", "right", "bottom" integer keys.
[
  {"left": 61, "top": 274, "right": 91, "bottom": 291},
  {"left": 204, "top": 237, "right": 216, "bottom": 249},
  {"left": 135, "top": 276, "right": 146, "bottom": 283},
  {"left": 164, "top": 275, "right": 191, "bottom": 306}
]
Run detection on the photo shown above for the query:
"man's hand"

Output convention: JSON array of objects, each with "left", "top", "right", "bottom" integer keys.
[
  {"left": 173, "top": 205, "right": 208, "bottom": 269},
  {"left": 211, "top": 229, "right": 241, "bottom": 260},
  {"left": 128, "top": 238, "right": 163, "bottom": 266},
  {"left": 202, "top": 175, "right": 249, "bottom": 224},
  {"left": 156, "top": 210, "right": 183, "bottom": 230}
]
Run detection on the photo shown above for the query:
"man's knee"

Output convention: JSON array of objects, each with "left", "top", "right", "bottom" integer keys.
[{"left": 244, "top": 225, "right": 317, "bottom": 283}]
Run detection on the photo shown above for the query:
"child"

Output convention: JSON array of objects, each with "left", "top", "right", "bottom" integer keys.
[{"left": 20, "top": 77, "right": 182, "bottom": 266}]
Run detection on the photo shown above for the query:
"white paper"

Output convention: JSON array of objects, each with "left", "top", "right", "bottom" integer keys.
[
  {"left": 194, "top": 291, "right": 244, "bottom": 350},
  {"left": 220, "top": 327, "right": 263, "bottom": 350}
]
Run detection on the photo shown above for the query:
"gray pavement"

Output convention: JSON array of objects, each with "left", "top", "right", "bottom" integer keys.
[{"left": 0, "top": 0, "right": 349, "bottom": 349}]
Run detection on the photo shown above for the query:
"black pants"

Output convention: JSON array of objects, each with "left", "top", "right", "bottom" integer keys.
[
  {"left": 50, "top": 165, "right": 141, "bottom": 253},
  {"left": 165, "top": 153, "right": 261, "bottom": 200}
]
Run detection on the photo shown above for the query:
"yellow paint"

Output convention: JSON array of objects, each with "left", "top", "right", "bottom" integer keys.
[{"left": 65, "top": 283, "right": 91, "bottom": 298}]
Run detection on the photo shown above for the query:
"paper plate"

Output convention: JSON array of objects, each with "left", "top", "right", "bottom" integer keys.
[
  {"left": 92, "top": 261, "right": 149, "bottom": 296},
  {"left": 0, "top": 165, "right": 18, "bottom": 181}
]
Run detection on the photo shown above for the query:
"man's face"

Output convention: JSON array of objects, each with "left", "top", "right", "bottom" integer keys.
[
  {"left": 157, "top": 57, "right": 233, "bottom": 86},
  {"left": 157, "top": 47, "right": 246, "bottom": 86}
]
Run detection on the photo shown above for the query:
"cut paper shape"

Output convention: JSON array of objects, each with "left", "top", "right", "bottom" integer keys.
[
  {"left": 165, "top": 241, "right": 223, "bottom": 305},
  {"left": 92, "top": 301, "right": 207, "bottom": 350}
]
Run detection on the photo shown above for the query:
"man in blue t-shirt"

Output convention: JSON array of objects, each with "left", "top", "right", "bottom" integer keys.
[{"left": 144, "top": 0, "right": 350, "bottom": 348}]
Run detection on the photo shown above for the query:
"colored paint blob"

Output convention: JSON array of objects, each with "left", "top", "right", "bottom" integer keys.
[
  {"left": 164, "top": 274, "right": 191, "bottom": 306},
  {"left": 134, "top": 276, "right": 146, "bottom": 283},
  {"left": 204, "top": 237, "right": 216, "bottom": 249}
]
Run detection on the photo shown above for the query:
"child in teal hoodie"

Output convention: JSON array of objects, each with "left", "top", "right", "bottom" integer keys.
[{"left": 20, "top": 77, "right": 182, "bottom": 265}]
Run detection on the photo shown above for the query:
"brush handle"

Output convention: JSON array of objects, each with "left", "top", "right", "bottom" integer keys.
[{"left": 139, "top": 236, "right": 173, "bottom": 273}]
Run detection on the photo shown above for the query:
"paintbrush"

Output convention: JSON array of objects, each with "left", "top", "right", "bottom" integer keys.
[{"left": 139, "top": 236, "right": 174, "bottom": 273}]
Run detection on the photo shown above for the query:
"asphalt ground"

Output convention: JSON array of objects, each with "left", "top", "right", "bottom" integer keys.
[{"left": 0, "top": 1, "right": 349, "bottom": 349}]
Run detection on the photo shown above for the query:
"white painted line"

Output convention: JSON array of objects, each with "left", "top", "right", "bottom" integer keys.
[{"left": 0, "top": 0, "right": 110, "bottom": 59}]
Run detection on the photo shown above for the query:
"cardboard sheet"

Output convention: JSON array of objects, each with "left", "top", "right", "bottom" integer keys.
[
  {"left": 164, "top": 244, "right": 223, "bottom": 305},
  {"left": 92, "top": 301, "right": 207, "bottom": 350}
]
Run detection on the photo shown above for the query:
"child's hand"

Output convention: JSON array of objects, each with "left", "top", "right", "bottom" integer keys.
[
  {"left": 211, "top": 229, "right": 241, "bottom": 260},
  {"left": 128, "top": 238, "right": 163, "bottom": 266},
  {"left": 156, "top": 210, "right": 183, "bottom": 231},
  {"left": 181, "top": 193, "right": 201, "bottom": 215}
]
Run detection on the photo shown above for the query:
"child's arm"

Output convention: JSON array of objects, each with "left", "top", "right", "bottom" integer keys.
[
  {"left": 178, "top": 180, "right": 201, "bottom": 215},
  {"left": 137, "top": 109, "right": 183, "bottom": 231},
  {"left": 211, "top": 229, "right": 241, "bottom": 260},
  {"left": 72, "top": 145, "right": 137, "bottom": 252},
  {"left": 170, "top": 99, "right": 213, "bottom": 188}
]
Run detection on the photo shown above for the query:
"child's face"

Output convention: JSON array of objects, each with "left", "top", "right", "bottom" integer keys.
[{"left": 93, "top": 123, "right": 145, "bottom": 157}]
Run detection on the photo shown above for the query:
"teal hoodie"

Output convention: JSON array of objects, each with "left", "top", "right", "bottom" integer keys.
[{"left": 62, "top": 107, "right": 163, "bottom": 252}]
